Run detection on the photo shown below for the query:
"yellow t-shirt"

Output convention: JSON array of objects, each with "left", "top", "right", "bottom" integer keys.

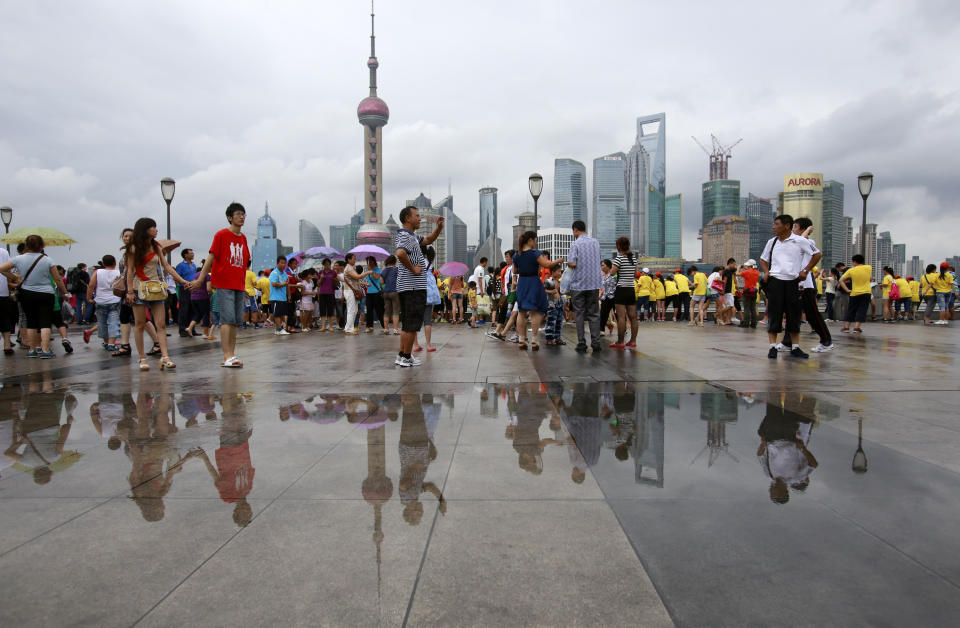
[
  {"left": 816, "top": 277, "right": 823, "bottom": 295},
  {"left": 881, "top": 274, "right": 893, "bottom": 298},
  {"left": 841, "top": 265, "right": 872, "bottom": 297},
  {"left": 692, "top": 272, "right": 707, "bottom": 296},
  {"left": 636, "top": 275, "right": 652, "bottom": 297},
  {"left": 932, "top": 272, "right": 955, "bottom": 293},
  {"left": 909, "top": 280, "right": 921, "bottom": 302},
  {"left": 674, "top": 274, "right": 690, "bottom": 293},
  {"left": 664, "top": 280, "right": 678, "bottom": 297},
  {"left": 921, "top": 272, "right": 937, "bottom": 296},
  {"left": 245, "top": 270, "right": 257, "bottom": 297},
  {"left": 467, "top": 288, "right": 477, "bottom": 309},
  {"left": 256, "top": 277, "right": 271, "bottom": 304},
  {"left": 894, "top": 277, "right": 910, "bottom": 300},
  {"left": 653, "top": 279, "right": 665, "bottom": 300}
]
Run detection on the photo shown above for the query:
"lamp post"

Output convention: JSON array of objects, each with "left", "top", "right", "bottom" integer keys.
[
  {"left": 528, "top": 173, "right": 543, "bottom": 235},
  {"left": 0, "top": 206, "right": 12, "bottom": 254},
  {"left": 160, "top": 178, "right": 176, "bottom": 262},
  {"left": 857, "top": 172, "right": 873, "bottom": 258}
]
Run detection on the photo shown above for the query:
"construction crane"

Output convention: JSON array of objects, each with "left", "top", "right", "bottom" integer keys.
[{"left": 691, "top": 134, "right": 743, "bottom": 181}]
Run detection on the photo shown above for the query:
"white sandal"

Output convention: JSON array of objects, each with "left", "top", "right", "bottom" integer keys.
[{"left": 221, "top": 356, "right": 243, "bottom": 368}]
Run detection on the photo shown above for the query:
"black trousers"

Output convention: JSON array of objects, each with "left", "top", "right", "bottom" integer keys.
[
  {"left": 782, "top": 288, "right": 831, "bottom": 345},
  {"left": 365, "top": 292, "right": 385, "bottom": 329},
  {"left": 678, "top": 292, "right": 691, "bottom": 320},
  {"left": 177, "top": 288, "right": 192, "bottom": 332},
  {"left": 765, "top": 277, "right": 801, "bottom": 335}
]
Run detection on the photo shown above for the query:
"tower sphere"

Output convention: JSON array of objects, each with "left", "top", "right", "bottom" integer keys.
[
  {"left": 367, "top": 57, "right": 379, "bottom": 69},
  {"left": 358, "top": 96, "right": 389, "bottom": 128}
]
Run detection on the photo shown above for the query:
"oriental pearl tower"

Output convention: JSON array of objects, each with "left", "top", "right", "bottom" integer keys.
[{"left": 355, "top": 1, "right": 393, "bottom": 250}]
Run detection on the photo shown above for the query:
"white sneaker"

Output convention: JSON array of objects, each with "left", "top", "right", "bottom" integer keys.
[
  {"left": 409, "top": 355, "right": 422, "bottom": 366},
  {"left": 395, "top": 355, "right": 412, "bottom": 367},
  {"left": 811, "top": 343, "right": 835, "bottom": 353},
  {"left": 730, "top": 318, "right": 740, "bottom": 325},
  {"left": 275, "top": 329, "right": 291, "bottom": 336},
  {"left": 934, "top": 320, "right": 949, "bottom": 326}
]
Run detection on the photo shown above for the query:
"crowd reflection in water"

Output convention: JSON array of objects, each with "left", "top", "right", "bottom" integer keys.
[{"left": 1, "top": 378, "right": 81, "bottom": 484}]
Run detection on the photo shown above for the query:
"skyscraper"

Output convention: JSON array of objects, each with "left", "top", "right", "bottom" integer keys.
[
  {"left": 702, "top": 215, "right": 749, "bottom": 267},
  {"left": 355, "top": 3, "right": 392, "bottom": 249},
  {"left": 478, "top": 186, "right": 498, "bottom": 246},
  {"left": 664, "top": 194, "right": 682, "bottom": 258},
  {"left": 843, "top": 216, "right": 854, "bottom": 265},
  {"left": 252, "top": 202, "right": 287, "bottom": 273},
  {"left": 634, "top": 114, "right": 666, "bottom": 255},
  {"left": 821, "top": 180, "right": 844, "bottom": 269},
  {"left": 553, "top": 159, "right": 587, "bottom": 228},
  {"left": 593, "top": 152, "right": 627, "bottom": 256},
  {"left": 741, "top": 194, "right": 775, "bottom": 263},
  {"left": 298, "top": 219, "right": 325, "bottom": 251},
  {"left": 625, "top": 141, "right": 650, "bottom": 253},
  {"left": 907, "top": 255, "right": 923, "bottom": 278},
  {"left": 877, "top": 231, "right": 893, "bottom": 275},
  {"left": 855, "top": 223, "right": 878, "bottom": 280},
  {"left": 780, "top": 173, "right": 824, "bottom": 237},
  {"left": 701, "top": 180, "right": 741, "bottom": 229},
  {"left": 892, "top": 243, "right": 906, "bottom": 276}
]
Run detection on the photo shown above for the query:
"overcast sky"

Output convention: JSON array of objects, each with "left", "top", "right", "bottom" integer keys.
[{"left": 2, "top": 0, "right": 958, "bottom": 268}]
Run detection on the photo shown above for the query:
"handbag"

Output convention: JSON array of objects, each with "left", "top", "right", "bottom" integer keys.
[
  {"left": 426, "top": 268, "right": 441, "bottom": 306},
  {"left": 135, "top": 251, "right": 168, "bottom": 302},
  {"left": 889, "top": 279, "right": 900, "bottom": 300}
]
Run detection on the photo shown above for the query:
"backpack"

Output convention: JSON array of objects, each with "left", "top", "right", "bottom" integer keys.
[
  {"left": 65, "top": 267, "right": 80, "bottom": 293},
  {"left": 889, "top": 279, "right": 900, "bottom": 300}
]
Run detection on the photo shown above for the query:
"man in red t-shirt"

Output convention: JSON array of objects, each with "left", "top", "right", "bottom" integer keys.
[
  {"left": 188, "top": 203, "right": 250, "bottom": 367},
  {"left": 738, "top": 259, "right": 761, "bottom": 328}
]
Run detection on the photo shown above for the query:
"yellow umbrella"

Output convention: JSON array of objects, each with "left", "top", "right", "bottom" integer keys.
[{"left": 0, "top": 226, "right": 77, "bottom": 247}]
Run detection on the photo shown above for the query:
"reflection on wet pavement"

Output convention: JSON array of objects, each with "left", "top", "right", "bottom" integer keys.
[{"left": 1, "top": 377, "right": 958, "bottom": 625}]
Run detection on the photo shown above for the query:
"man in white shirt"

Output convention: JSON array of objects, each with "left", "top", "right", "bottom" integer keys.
[
  {"left": 759, "top": 214, "right": 820, "bottom": 360},
  {"left": 777, "top": 217, "right": 833, "bottom": 354},
  {"left": 472, "top": 257, "right": 487, "bottom": 295}
]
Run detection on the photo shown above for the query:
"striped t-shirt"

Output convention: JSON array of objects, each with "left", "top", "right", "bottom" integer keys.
[
  {"left": 395, "top": 229, "right": 426, "bottom": 292},
  {"left": 612, "top": 253, "right": 637, "bottom": 288}
]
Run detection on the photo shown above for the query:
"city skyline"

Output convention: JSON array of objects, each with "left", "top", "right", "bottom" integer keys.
[{"left": 2, "top": 2, "right": 957, "bottom": 268}]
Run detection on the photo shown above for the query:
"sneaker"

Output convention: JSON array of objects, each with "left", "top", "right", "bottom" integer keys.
[
  {"left": 105, "top": 344, "right": 117, "bottom": 352},
  {"left": 26, "top": 349, "right": 38, "bottom": 358},
  {"left": 933, "top": 320, "right": 949, "bottom": 326},
  {"left": 409, "top": 355, "right": 422, "bottom": 366},
  {"left": 591, "top": 344, "right": 602, "bottom": 353},
  {"left": 395, "top": 355, "right": 413, "bottom": 367},
  {"left": 485, "top": 330, "right": 499, "bottom": 338},
  {"left": 776, "top": 343, "right": 790, "bottom": 352},
  {"left": 767, "top": 346, "right": 778, "bottom": 359},
  {"left": 811, "top": 343, "right": 835, "bottom": 353},
  {"left": 789, "top": 347, "right": 809, "bottom": 359},
  {"left": 840, "top": 327, "right": 851, "bottom": 333},
  {"left": 275, "top": 329, "right": 291, "bottom": 336},
  {"left": 508, "top": 335, "right": 520, "bottom": 343},
  {"left": 83, "top": 328, "right": 94, "bottom": 344},
  {"left": 575, "top": 343, "right": 588, "bottom": 353},
  {"left": 38, "top": 350, "right": 55, "bottom": 359},
  {"left": 852, "top": 328, "right": 863, "bottom": 334},
  {"left": 62, "top": 339, "right": 73, "bottom": 354}
]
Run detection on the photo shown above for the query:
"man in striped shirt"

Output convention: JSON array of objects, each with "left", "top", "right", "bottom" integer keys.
[{"left": 394, "top": 205, "right": 444, "bottom": 367}]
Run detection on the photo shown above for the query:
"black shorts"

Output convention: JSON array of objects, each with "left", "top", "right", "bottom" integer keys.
[
  {"left": 316, "top": 293, "right": 336, "bottom": 317},
  {"left": 18, "top": 289, "right": 55, "bottom": 330},
  {"left": 0, "top": 297, "right": 18, "bottom": 333},
  {"left": 398, "top": 290, "right": 427, "bottom": 333},
  {"left": 614, "top": 286, "right": 636, "bottom": 306},
  {"left": 120, "top": 302, "right": 134, "bottom": 325},
  {"left": 270, "top": 301, "right": 289, "bottom": 318}
]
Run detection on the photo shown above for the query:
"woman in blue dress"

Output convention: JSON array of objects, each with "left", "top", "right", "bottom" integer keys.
[{"left": 513, "top": 231, "right": 562, "bottom": 350}]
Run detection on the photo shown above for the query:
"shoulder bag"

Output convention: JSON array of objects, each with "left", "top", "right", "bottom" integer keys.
[
  {"left": 10, "top": 254, "right": 46, "bottom": 302},
  {"left": 135, "top": 248, "right": 168, "bottom": 302}
]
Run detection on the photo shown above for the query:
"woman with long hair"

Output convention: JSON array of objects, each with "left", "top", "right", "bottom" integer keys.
[
  {"left": 108, "top": 228, "right": 161, "bottom": 357},
  {"left": 122, "top": 218, "right": 189, "bottom": 370},
  {"left": 881, "top": 266, "right": 896, "bottom": 322},
  {"left": 609, "top": 236, "right": 639, "bottom": 348},
  {"left": 0, "top": 234, "right": 67, "bottom": 357},
  {"left": 512, "top": 231, "right": 558, "bottom": 350}
]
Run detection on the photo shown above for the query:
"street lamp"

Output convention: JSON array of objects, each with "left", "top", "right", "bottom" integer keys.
[
  {"left": 0, "top": 206, "right": 12, "bottom": 254},
  {"left": 160, "top": 178, "right": 176, "bottom": 262},
  {"left": 528, "top": 173, "right": 543, "bottom": 234},
  {"left": 852, "top": 419, "right": 868, "bottom": 474},
  {"left": 857, "top": 172, "right": 873, "bottom": 257}
]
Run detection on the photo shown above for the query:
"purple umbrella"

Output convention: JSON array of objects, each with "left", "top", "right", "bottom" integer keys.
[
  {"left": 438, "top": 261, "right": 469, "bottom": 277},
  {"left": 348, "top": 244, "right": 390, "bottom": 261},
  {"left": 302, "top": 246, "right": 344, "bottom": 260}
]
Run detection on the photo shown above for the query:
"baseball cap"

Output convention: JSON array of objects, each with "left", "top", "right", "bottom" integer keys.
[
  {"left": 642, "top": 267, "right": 650, "bottom": 273},
  {"left": 940, "top": 262, "right": 950, "bottom": 268},
  {"left": 745, "top": 259, "right": 757, "bottom": 267}
]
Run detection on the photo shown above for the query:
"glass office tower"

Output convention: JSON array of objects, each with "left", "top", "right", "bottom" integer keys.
[
  {"left": 478, "top": 187, "right": 498, "bottom": 247},
  {"left": 592, "top": 153, "right": 627, "bottom": 257},
  {"left": 664, "top": 194, "right": 682, "bottom": 258},
  {"left": 701, "top": 180, "right": 741, "bottom": 230},
  {"left": 553, "top": 159, "right": 587, "bottom": 228}
]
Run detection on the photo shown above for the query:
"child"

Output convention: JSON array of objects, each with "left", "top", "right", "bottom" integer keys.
[
  {"left": 298, "top": 269, "right": 316, "bottom": 332},
  {"left": 544, "top": 263, "right": 566, "bottom": 345},
  {"left": 465, "top": 281, "right": 478, "bottom": 327}
]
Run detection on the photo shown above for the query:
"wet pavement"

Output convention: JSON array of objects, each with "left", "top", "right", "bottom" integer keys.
[{"left": 1, "top": 320, "right": 958, "bottom": 626}]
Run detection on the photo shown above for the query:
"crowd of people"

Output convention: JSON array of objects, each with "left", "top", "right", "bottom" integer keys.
[{"left": 1, "top": 207, "right": 957, "bottom": 368}]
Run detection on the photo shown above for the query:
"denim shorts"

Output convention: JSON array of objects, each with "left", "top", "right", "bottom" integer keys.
[
  {"left": 245, "top": 295, "right": 258, "bottom": 312},
  {"left": 217, "top": 289, "right": 246, "bottom": 326},
  {"left": 691, "top": 295, "right": 706, "bottom": 302},
  {"left": 937, "top": 293, "right": 952, "bottom": 311},
  {"left": 96, "top": 302, "right": 121, "bottom": 340}
]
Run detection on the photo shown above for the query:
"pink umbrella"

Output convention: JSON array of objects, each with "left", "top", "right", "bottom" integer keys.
[
  {"left": 348, "top": 244, "right": 390, "bottom": 261},
  {"left": 438, "top": 261, "right": 469, "bottom": 277}
]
